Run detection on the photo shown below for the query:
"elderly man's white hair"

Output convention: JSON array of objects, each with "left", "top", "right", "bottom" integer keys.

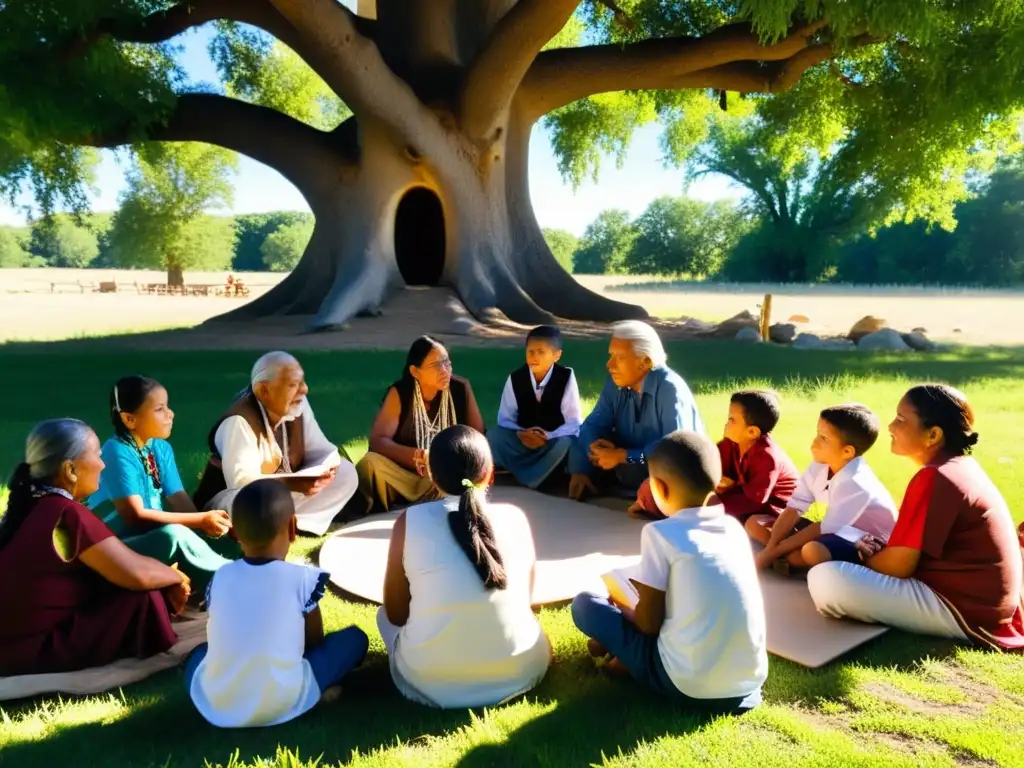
[
  {"left": 251, "top": 351, "right": 300, "bottom": 386},
  {"left": 611, "top": 320, "right": 667, "bottom": 368}
]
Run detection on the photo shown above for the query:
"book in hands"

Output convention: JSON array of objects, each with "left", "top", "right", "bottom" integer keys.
[
  {"left": 833, "top": 525, "right": 869, "bottom": 543},
  {"left": 601, "top": 563, "right": 642, "bottom": 610}
]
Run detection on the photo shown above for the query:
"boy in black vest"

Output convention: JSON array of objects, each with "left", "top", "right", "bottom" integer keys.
[{"left": 488, "top": 325, "right": 583, "bottom": 490}]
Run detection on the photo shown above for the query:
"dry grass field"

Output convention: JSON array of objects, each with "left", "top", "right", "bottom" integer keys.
[{"left": 1, "top": 267, "right": 1020, "bottom": 348}]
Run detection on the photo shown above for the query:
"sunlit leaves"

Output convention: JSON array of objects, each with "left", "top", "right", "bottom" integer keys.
[
  {"left": 209, "top": 22, "right": 351, "bottom": 131},
  {"left": 545, "top": 91, "right": 657, "bottom": 186}
]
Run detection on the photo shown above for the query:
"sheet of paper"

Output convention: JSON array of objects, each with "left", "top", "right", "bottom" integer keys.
[{"left": 273, "top": 451, "right": 342, "bottom": 479}]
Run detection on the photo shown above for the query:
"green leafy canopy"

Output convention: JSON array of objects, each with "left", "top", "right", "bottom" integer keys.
[{"left": 1, "top": 0, "right": 1024, "bottom": 236}]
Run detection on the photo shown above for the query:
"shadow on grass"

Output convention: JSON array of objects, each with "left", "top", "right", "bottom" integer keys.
[
  {"left": 763, "top": 629, "right": 962, "bottom": 708},
  {"left": 453, "top": 662, "right": 723, "bottom": 768},
  {"left": 0, "top": 657, "right": 475, "bottom": 768},
  {"left": 0, "top": 630, "right": 966, "bottom": 768}
]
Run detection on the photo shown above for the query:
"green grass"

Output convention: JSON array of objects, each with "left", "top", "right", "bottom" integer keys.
[{"left": 2, "top": 339, "right": 1023, "bottom": 767}]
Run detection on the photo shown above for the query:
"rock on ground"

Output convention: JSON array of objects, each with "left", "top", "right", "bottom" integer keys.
[
  {"left": 712, "top": 310, "right": 760, "bottom": 338},
  {"left": 735, "top": 327, "right": 763, "bottom": 342},
  {"left": 848, "top": 315, "right": 888, "bottom": 342},
  {"left": 903, "top": 331, "right": 936, "bottom": 351},
  {"left": 793, "top": 333, "right": 824, "bottom": 350},
  {"left": 769, "top": 323, "right": 797, "bottom": 343},
  {"left": 858, "top": 328, "right": 912, "bottom": 351}
]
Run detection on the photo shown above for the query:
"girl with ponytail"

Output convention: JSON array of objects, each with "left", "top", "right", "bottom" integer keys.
[
  {"left": 1, "top": 419, "right": 188, "bottom": 675},
  {"left": 377, "top": 425, "right": 550, "bottom": 708}
]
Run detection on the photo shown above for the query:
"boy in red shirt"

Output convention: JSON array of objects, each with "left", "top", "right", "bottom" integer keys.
[{"left": 630, "top": 390, "right": 798, "bottom": 521}]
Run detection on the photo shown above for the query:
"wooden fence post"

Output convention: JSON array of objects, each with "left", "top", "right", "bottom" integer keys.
[{"left": 760, "top": 293, "right": 772, "bottom": 341}]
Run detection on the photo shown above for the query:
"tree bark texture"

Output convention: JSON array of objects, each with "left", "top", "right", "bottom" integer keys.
[{"left": 94, "top": 0, "right": 868, "bottom": 330}]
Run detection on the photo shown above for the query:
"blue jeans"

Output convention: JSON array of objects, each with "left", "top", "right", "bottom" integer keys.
[
  {"left": 571, "top": 592, "right": 761, "bottom": 714},
  {"left": 488, "top": 428, "right": 573, "bottom": 489},
  {"left": 184, "top": 626, "right": 369, "bottom": 694}
]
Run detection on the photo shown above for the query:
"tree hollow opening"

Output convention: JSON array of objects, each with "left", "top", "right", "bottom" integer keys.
[{"left": 394, "top": 187, "right": 445, "bottom": 286}]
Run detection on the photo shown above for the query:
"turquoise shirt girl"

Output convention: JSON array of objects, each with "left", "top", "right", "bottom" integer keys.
[{"left": 89, "top": 437, "right": 240, "bottom": 589}]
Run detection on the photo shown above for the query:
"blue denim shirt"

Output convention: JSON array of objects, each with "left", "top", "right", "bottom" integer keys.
[{"left": 568, "top": 366, "right": 706, "bottom": 474}]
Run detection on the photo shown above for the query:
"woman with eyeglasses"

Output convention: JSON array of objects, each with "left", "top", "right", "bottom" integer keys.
[{"left": 355, "top": 336, "right": 485, "bottom": 512}]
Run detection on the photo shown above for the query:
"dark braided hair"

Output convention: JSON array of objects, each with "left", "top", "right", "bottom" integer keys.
[
  {"left": 904, "top": 384, "right": 979, "bottom": 457},
  {"left": 428, "top": 425, "right": 507, "bottom": 590},
  {"left": 0, "top": 419, "right": 92, "bottom": 553},
  {"left": 110, "top": 375, "right": 162, "bottom": 439}
]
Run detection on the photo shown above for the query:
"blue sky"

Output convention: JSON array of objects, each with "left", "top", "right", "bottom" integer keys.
[{"left": 0, "top": 8, "right": 740, "bottom": 237}]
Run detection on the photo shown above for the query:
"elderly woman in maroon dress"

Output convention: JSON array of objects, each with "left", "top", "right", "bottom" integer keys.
[
  {"left": 809, "top": 384, "right": 1023, "bottom": 649},
  {"left": 0, "top": 419, "right": 190, "bottom": 676}
]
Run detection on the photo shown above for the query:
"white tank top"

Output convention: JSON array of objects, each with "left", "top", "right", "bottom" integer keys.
[{"left": 393, "top": 496, "right": 550, "bottom": 708}]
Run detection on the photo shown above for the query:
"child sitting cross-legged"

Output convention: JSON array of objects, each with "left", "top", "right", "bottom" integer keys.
[
  {"left": 572, "top": 430, "right": 767, "bottom": 713},
  {"left": 629, "top": 389, "right": 798, "bottom": 521},
  {"left": 185, "top": 479, "right": 369, "bottom": 728},
  {"left": 488, "top": 325, "right": 582, "bottom": 490},
  {"left": 746, "top": 403, "right": 898, "bottom": 572}
]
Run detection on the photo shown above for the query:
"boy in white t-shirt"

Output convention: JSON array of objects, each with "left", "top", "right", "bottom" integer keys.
[
  {"left": 746, "top": 403, "right": 897, "bottom": 572},
  {"left": 571, "top": 430, "right": 767, "bottom": 713},
  {"left": 185, "top": 479, "right": 368, "bottom": 728}
]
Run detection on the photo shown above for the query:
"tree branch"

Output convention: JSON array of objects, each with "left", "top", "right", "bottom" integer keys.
[
  {"left": 267, "top": 0, "right": 447, "bottom": 158},
  {"left": 672, "top": 35, "right": 878, "bottom": 95},
  {"left": 64, "top": 0, "right": 376, "bottom": 65},
  {"left": 82, "top": 93, "right": 347, "bottom": 199},
  {"left": 521, "top": 19, "right": 835, "bottom": 118},
  {"left": 459, "top": 0, "right": 582, "bottom": 142}
]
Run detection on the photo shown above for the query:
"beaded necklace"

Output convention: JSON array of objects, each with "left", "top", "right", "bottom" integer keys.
[
  {"left": 119, "top": 434, "right": 162, "bottom": 491},
  {"left": 412, "top": 381, "right": 456, "bottom": 451}
]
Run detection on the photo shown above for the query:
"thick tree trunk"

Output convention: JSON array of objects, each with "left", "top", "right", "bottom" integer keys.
[
  {"left": 202, "top": 0, "right": 648, "bottom": 331},
  {"left": 230, "top": 110, "right": 648, "bottom": 331},
  {"left": 93, "top": 1, "right": 865, "bottom": 332},
  {"left": 167, "top": 265, "right": 184, "bottom": 286}
]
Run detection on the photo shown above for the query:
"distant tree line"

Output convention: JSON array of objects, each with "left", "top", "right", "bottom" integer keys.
[
  {"left": 542, "top": 157, "right": 1024, "bottom": 287},
  {"left": 0, "top": 210, "right": 315, "bottom": 276}
]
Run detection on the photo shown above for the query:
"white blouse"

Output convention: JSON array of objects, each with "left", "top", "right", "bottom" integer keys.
[{"left": 392, "top": 496, "right": 550, "bottom": 709}]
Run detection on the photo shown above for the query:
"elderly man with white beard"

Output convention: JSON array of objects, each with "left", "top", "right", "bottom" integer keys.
[{"left": 192, "top": 351, "right": 359, "bottom": 535}]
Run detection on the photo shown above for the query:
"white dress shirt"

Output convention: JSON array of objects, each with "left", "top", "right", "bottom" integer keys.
[
  {"left": 213, "top": 397, "right": 341, "bottom": 490},
  {"left": 496, "top": 366, "right": 582, "bottom": 440},
  {"left": 636, "top": 507, "right": 768, "bottom": 700},
  {"left": 788, "top": 457, "right": 898, "bottom": 540}
]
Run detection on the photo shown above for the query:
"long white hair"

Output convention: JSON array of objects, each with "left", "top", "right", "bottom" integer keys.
[
  {"left": 251, "top": 351, "right": 300, "bottom": 387},
  {"left": 611, "top": 321, "right": 667, "bottom": 368}
]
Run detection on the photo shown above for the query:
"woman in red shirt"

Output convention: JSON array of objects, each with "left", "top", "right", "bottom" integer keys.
[
  {"left": 0, "top": 419, "right": 191, "bottom": 676},
  {"left": 808, "top": 384, "right": 1023, "bottom": 649}
]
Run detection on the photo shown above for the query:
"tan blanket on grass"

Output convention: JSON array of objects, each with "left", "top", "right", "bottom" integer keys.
[
  {"left": 320, "top": 486, "right": 888, "bottom": 668},
  {"left": 0, "top": 613, "right": 207, "bottom": 702}
]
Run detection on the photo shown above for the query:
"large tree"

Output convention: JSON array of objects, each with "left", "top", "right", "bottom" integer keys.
[
  {"left": 107, "top": 143, "right": 238, "bottom": 284},
  {"left": 625, "top": 195, "right": 747, "bottom": 277},
  {"left": 262, "top": 217, "right": 316, "bottom": 272},
  {"left": 3, "top": 1, "right": 1024, "bottom": 329},
  {"left": 572, "top": 209, "right": 636, "bottom": 275}
]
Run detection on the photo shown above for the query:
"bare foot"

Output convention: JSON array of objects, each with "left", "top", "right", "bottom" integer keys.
[
  {"left": 605, "top": 658, "right": 631, "bottom": 677},
  {"left": 587, "top": 638, "right": 610, "bottom": 658},
  {"left": 319, "top": 685, "right": 343, "bottom": 705},
  {"left": 598, "top": 655, "right": 626, "bottom": 679}
]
